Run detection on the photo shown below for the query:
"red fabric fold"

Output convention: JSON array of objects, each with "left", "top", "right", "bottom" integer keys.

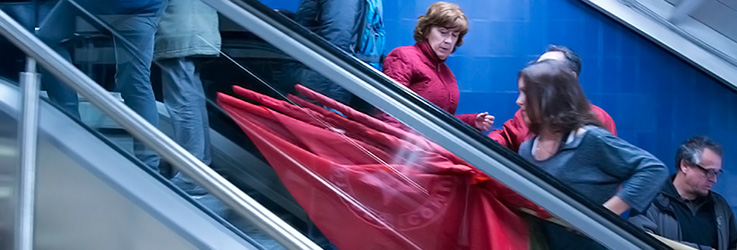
[{"left": 218, "top": 85, "right": 546, "bottom": 249}]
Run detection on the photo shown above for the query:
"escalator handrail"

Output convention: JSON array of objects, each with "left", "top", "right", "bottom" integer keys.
[
  {"left": 0, "top": 9, "right": 321, "bottom": 250},
  {"left": 581, "top": 0, "right": 737, "bottom": 91},
  {"left": 625, "top": 0, "right": 737, "bottom": 67},
  {"left": 202, "top": 0, "right": 670, "bottom": 249}
]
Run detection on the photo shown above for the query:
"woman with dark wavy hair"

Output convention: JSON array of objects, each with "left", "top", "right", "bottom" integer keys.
[{"left": 516, "top": 60, "right": 668, "bottom": 249}]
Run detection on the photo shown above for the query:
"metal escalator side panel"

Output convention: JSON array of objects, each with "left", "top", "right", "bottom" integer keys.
[{"left": 0, "top": 80, "right": 259, "bottom": 250}]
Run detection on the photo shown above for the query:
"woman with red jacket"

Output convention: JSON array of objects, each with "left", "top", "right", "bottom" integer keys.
[{"left": 375, "top": 1, "right": 493, "bottom": 131}]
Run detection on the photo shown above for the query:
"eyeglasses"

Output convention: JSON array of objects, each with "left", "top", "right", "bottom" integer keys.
[{"left": 694, "top": 164, "right": 723, "bottom": 179}]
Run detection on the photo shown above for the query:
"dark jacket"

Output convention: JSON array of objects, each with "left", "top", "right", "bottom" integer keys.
[
  {"left": 296, "top": 0, "right": 368, "bottom": 60},
  {"left": 287, "top": 0, "right": 381, "bottom": 105},
  {"left": 629, "top": 176, "right": 737, "bottom": 250}
]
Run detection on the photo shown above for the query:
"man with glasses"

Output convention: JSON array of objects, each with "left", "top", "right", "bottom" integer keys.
[{"left": 629, "top": 136, "right": 736, "bottom": 250}]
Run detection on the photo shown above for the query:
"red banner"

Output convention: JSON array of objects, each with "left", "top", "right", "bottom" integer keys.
[{"left": 218, "top": 85, "right": 547, "bottom": 249}]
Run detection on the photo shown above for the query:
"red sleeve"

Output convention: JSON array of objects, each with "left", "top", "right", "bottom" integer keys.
[
  {"left": 382, "top": 48, "right": 413, "bottom": 87},
  {"left": 455, "top": 113, "right": 478, "bottom": 128},
  {"left": 374, "top": 48, "right": 414, "bottom": 131},
  {"left": 590, "top": 104, "right": 617, "bottom": 136},
  {"left": 487, "top": 109, "right": 530, "bottom": 152}
]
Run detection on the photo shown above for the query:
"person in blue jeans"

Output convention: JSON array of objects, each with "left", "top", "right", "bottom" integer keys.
[
  {"left": 153, "top": 0, "right": 224, "bottom": 214},
  {"left": 154, "top": 5, "right": 295, "bottom": 248},
  {"left": 36, "top": 0, "right": 166, "bottom": 169}
]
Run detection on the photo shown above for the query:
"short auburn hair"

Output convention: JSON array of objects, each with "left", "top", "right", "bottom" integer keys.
[{"left": 414, "top": 1, "right": 469, "bottom": 50}]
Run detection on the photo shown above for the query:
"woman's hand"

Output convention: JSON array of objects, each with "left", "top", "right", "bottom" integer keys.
[{"left": 474, "top": 112, "right": 494, "bottom": 132}]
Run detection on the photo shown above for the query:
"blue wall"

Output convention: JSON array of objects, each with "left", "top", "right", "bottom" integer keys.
[{"left": 260, "top": 0, "right": 737, "bottom": 211}]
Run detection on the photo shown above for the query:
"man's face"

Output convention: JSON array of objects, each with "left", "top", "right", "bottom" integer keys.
[{"left": 682, "top": 148, "right": 723, "bottom": 197}]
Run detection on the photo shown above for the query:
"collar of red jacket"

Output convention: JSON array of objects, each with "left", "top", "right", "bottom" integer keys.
[{"left": 414, "top": 41, "right": 445, "bottom": 64}]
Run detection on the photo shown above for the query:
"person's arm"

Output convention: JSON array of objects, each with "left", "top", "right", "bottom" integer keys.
[
  {"left": 594, "top": 131, "right": 669, "bottom": 213},
  {"left": 488, "top": 110, "right": 529, "bottom": 152},
  {"left": 372, "top": 49, "right": 413, "bottom": 129},
  {"left": 454, "top": 113, "right": 482, "bottom": 129},
  {"left": 382, "top": 49, "right": 413, "bottom": 87},
  {"left": 603, "top": 196, "right": 630, "bottom": 215}
]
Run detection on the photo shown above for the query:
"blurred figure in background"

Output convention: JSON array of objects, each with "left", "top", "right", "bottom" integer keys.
[
  {"left": 489, "top": 45, "right": 616, "bottom": 152},
  {"left": 375, "top": 1, "right": 493, "bottom": 132},
  {"left": 629, "top": 136, "right": 736, "bottom": 250},
  {"left": 516, "top": 59, "right": 668, "bottom": 249},
  {"left": 154, "top": 0, "right": 216, "bottom": 183},
  {"left": 153, "top": 0, "right": 225, "bottom": 212},
  {"left": 36, "top": 0, "right": 167, "bottom": 169},
  {"left": 285, "top": 0, "right": 385, "bottom": 110}
]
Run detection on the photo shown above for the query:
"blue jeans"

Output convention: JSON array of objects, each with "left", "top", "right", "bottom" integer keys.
[
  {"left": 36, "top": 0, "right": 166, "bottom": 169},
  {"left": 159, "top": 57, "right": 224, "bottom": 214},
  {"left": 159, "top": 58, "right": 211, "bottom": 193},
  {"left": 159, "top": 57, "right": 211, "bottom": 167},
  {"left": 111, "top": 12, "right": 165, "bottom": 170},
  {"left": 35, "top": 0, "right": 82, "bottom": 118}
]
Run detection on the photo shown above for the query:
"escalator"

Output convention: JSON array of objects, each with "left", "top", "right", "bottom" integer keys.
[
  {"left": 0, "top": 0, "right": 684, "bottom": 249},
  {"left": 0, "top": 79, "right": 264, "bottom": 249},
  {"left": 198, "top": 0, "right": 679, "bottom": 249},
  {"left": 0, "top": 2, "right": 324, "bottom": 247},
  {"left": 187, "top": 0, "right": 674, "bottom": 248}
]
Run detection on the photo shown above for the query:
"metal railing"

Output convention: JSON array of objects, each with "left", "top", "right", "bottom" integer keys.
[{"left": 0, "top": 9, "right": 320, "bottom": 250}]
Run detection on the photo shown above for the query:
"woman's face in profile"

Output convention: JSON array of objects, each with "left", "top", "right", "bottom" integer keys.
[
  {"left": 425, "top": 26, "right": 460, "bottom": 60},
  {"left": 516, "top": 78, "right": 531, "bottom": 125}
]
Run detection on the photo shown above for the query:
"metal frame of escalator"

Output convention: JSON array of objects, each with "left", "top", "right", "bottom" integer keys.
[
  {"left": 0, "top": 79, "right": 264, "bottom": 249},
  {"left": 16, "top": 58, "right": 40, "bottom": 250},
  {"left": 0, "top": 9, "right": 321, "bottom": 250},
  {"left": 581, "top": 0, "right": 737, "bottom": 91},
  {"left": 201, "top": 0, "right": 671, "bottom": 249}
]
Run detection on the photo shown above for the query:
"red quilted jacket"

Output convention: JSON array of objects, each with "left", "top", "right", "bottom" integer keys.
[{"left": 375, "top": 41, "right": 478, "bottom": 130}]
